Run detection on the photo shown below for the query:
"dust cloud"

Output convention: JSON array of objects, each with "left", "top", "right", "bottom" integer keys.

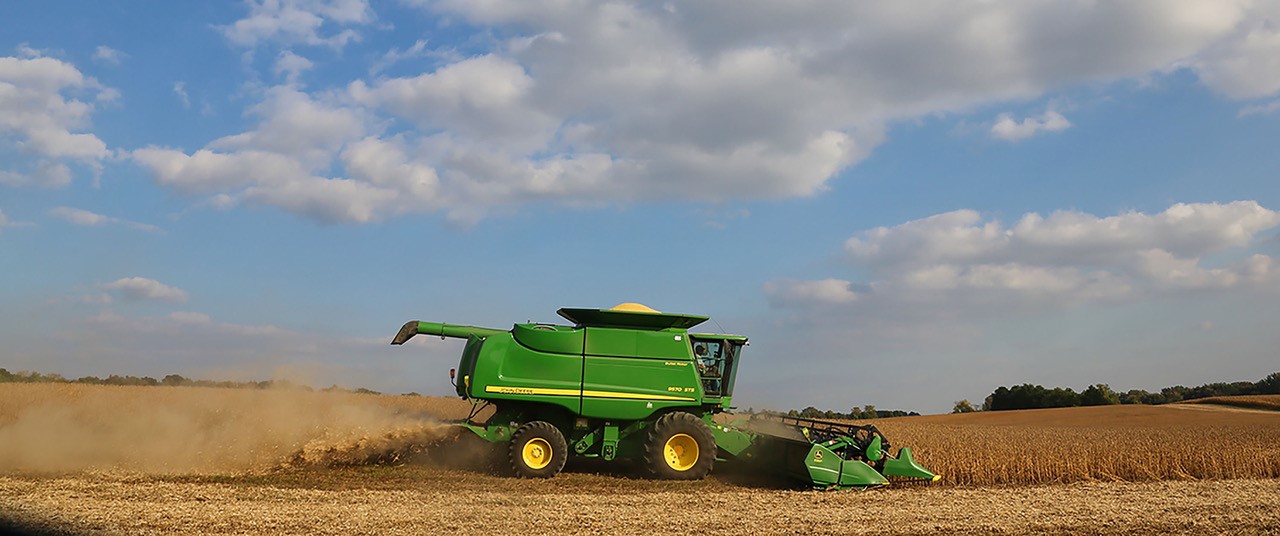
[{"left": 0, "top": 383, "right": 457, "bottom": 474}]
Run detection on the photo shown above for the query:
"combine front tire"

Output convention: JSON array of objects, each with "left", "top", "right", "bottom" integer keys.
[
  {"left": 509, "top": 421, "right": 568, "bottom": 478},
  {"left": 644, "top": 412, "right": 716, "bottom": 480}
]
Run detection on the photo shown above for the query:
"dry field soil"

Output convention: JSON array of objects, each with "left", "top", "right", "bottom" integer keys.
[{"left": 2, "top": 384, "right": 1279, "bottom": 535}]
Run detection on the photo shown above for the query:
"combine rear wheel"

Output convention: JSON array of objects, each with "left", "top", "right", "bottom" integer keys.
[
  {"left": 509, "top": 421, "right": 568, "bottom": 478},
  {"left": 644, "top": 412, "right": 716, "bottom": 480}
]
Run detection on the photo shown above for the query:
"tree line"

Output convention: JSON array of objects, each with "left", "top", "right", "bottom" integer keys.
[
  {"left": 0, "top": 368, "right": 382, "bottom": 394},
  {"left": 963, "top": 371, "right": 1280, "bottom": 412},
  {"left": 779, "top": 405, "right": 921, "bottom": 420}
]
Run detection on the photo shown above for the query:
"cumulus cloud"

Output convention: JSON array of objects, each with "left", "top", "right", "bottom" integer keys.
[
  {"left": 131, "top": 1, "right": 1280, "bottom": 224},
  {"left": 991, "top": 110, "right": 1071, "bottom": 141},
  {"left": 1190, "top": 2, "right": 1280, "bottom": 99},
  {"left": 48, "top": 206, "right": 161, "bottom": 233},
  {"left": 102, "top": 277, "right": 189, "bottom": 303},
  {"left": 0, "top": 54, "right": 111, "bottom": 186},
  {"left": 129, "top": 87, "right": 423, "bottom": 224},
  {"left": 220, "top": 0, "right": 373, "bottom": 49},
  {"left": 831, "top": 201, "right": 1280, "bottom": 301}
]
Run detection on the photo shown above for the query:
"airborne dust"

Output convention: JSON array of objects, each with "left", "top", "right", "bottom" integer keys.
[{"left": 0, "top": 383, "right": 459, "bottom": 474}]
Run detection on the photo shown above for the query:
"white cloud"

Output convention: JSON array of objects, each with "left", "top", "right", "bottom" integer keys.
[
  {"left": 991, "top": 110, "right": 1072, "bottom": 141},
  {"left": 48, "top": 206, "right": 161, "bottom": 233},
  {"left": 173, "top": 81, "right": 190, "bottom": 109},
  {"left": 1190, "top": 2, "right": 1280, "bottom": 99},
  {"left": 368, "top": 39, "right": 452, "bottom": 75},
  {"left": 92, "top": 46, "right": 125, "bottom": 65},
  {"left": 273, "top": 50, "right": 313, "bottom": 83},
  {"left": 1238, "top": 99, "right": 1280, "bottom": 117},
  {"left": 220, "top": 0, "right": 373, "bottom": 49},
  {"left": 130, "top": 87, "right": 418, "bottom": 224},
  {"left": 764, "top": 278, "right": 857, "bottom": 307},
  {"left": 132, "top": 1, "right": 1280, "bottom": 224},
  {"left": 0, "top": 160, "right": 72, "bottom": 188},
  {"left": 102, "top": 277, "right": 189, "bottom": 303},
  {"left": 350, "top": 54, "right": 556, "bottom": 150},
  {"left": 829, "top": 201, "right": 1280, "bottom": 302},
  {"left": 15, "top": 43, "right": 46, "bottom": 59},
  {"left": 0, "top": 55, "right": 111, "bottom": 186},
  {"left": 209, "top": 86, "right": 365, "bottom": 167},
  {"left": 847, "top": 201, "right": 1280, "bottom": 270}
]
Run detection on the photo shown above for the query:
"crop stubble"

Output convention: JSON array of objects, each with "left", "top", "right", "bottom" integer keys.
[
  {"left": 3, "top": 473, "right": 1279, "bottom": 535},
  {"left": 1, "top": 384, "right": 1279, "bottom": 534}
]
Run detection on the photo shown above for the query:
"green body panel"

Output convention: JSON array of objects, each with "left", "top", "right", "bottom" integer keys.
[
  {"left": 881, "top": 447, "right": 939, "bottom": 481},
  {"left": 467, "top": 335, "right": 584, "bottom": 415},
  {"left": 803, "top": 443, "right": 890, "bottom": 488},
  {"left": 511, "top": 323, "right": 583, "bottom": 354},
  {"left": 579, "top": 352, "right": 701, "bottom": 419},
  {"left": 583, "top": 326, "right": 691, "bottom": 360},
  {"left": 708, "top": 421, "right": 754, "bottom": 458}
]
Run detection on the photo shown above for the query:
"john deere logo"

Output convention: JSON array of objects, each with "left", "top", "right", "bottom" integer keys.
[{"left": 813, "top": 451, "right": 824, "bottom": 463}]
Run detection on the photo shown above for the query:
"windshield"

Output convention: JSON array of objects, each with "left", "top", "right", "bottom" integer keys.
[{"left": 692, "top": 338, "right": 737, "bottom": 397}]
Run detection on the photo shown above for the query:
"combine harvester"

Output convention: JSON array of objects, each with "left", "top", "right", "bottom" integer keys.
[{"left": 391, "top": 303, "right": 937, "bottom": 489}]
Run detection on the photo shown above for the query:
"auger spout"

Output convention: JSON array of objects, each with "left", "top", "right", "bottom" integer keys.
[{"left": 390, "top": 320, "right": 508, "bottom": 345}]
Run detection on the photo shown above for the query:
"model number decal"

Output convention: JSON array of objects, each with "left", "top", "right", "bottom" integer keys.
[{"left": 667, "top": 386, "right": 696, "bottom": 393}]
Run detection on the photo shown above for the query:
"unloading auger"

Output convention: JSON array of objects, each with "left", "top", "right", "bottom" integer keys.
[{"left": 390, "top": 303, "right": 938, "bottom": 489}]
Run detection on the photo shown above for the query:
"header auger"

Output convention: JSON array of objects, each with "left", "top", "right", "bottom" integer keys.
[{"left": 391, "top": 303, "right": 937, "bottom": 488}]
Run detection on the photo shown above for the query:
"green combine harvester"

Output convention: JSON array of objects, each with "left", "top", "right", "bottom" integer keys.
[{"left": 391, "top": 303, "right": 937, "bottom": 489}]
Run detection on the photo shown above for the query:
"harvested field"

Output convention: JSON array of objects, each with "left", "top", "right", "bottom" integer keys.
[
  {"left": 2, "top": 384, "right": 1280, "bottom": 534},
  {"left": 3, "top": 471, "right": 1280, "bottom": 535}
]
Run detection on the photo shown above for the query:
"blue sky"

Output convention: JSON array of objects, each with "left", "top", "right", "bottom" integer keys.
[{"left": 3, "top": 1, "right": 1279, "bottom": 414}]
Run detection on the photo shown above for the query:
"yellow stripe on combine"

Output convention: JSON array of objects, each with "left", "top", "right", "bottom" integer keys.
[
  {"left": 581, "top": 390, "right": 694, "bottom": 401},
  {"left": 485, "top": 386, "right": 581, "bottom": 397},
  {"left": 484, "top": 385, "right": 695, "bottom": 402}
]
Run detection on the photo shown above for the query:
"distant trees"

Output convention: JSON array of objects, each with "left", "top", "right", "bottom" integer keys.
[
  {"left": 952, "top": 400, "right": 977, "bottom": 413},
  {"left": 1260, "top": 372, "right": 1280, "bottom": 395},
  {"left": 1080, "top": 384, "right": 1121, "bottom": 406},
  {"left": 983, "top": 372, "right": 1280, "bottom": 411},
  {"left": 0, "top": 368, "right": 380, "bottom": 394},
  {"left": 786, "top": 404, "right": 918, "bottom": 419},
  {"left": 986, "top": 384, "right": 1081, "bottom": 411}
]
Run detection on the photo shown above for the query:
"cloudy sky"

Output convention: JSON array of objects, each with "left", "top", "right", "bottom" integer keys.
[{"left": 3, "top": 1, "right": 1279, "bottom": 413}]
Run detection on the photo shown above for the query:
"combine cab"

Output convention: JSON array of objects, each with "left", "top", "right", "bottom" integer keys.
[{"left": 391, "top": 303, "right": 937, "bottom": 489}]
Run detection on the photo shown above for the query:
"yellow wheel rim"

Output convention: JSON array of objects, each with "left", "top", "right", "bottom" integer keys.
[
  {"left": 663, "top": 433, "right": 699, "bottom": 471},
  {"left": 522, "top": 438, "right": 552, "bottom": 470}
]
